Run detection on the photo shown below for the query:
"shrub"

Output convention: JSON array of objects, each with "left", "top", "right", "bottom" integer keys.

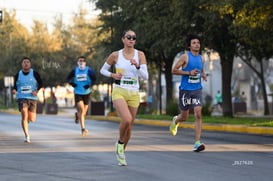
[
  {"left": 166, "top": 100, "right": 179, "bottom": 116},
  {"left": 202, "top": 103, "right": 212, "bottom": 116}
]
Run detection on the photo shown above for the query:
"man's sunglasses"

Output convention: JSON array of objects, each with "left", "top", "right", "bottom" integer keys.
[{"left": 125, "top": 35, "right": 136, "bottom": 41}]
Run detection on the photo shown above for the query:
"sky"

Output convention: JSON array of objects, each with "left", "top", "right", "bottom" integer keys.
[{"left": 0, "top": 0, "right": 99, "bottom": 31}]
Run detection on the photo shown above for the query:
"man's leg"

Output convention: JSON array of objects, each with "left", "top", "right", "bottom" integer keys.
[
  {"left": 194, "top": 106, "right": 202, "bottom": 141},
  {"left": 21, "top": 107, "right": 30, "bottom": 142},
  {"left": 170, "top": 110, "right": 189, "bottom": 136},
  {"left": 28, "top": 111, "right": 36, "bottom": 122},
  {"left": 77, "top": 101, "right": 88, "bottom": 136},
  {"left": 176, "top": 110, "right": 189, "bottom": 123},
  {"left": 193, "top": 106, "right": 205, "bottom": 152},
  {"left": 28, "top": 100, "right": 37, "bottom": 123},
  {"left": 78, "top": 101, "right": 84, "bottom": 128}
]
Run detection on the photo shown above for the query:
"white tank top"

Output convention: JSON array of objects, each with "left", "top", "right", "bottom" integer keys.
[{"left": 115, "top": 49, "right": 140, "bottom": 90}]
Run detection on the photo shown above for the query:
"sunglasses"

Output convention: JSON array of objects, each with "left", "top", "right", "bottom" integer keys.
[{"left": 125, "top": 35, "right": 136, "bottom": 41}]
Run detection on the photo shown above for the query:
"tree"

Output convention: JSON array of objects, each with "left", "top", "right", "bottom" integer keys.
[
  {"left": 232, "top": 1, "right": 273, "bottom": 115},
  {"left": 195, "top": 1, "right": 238, "bottom": 117},
  {"left": 27, "top": 6, "right": 102, "bottom": 87},
  {"left": 28, "top": 20, "right": 61, "bottom": 87},
  {"left": 0, "top": 10, "right": 29, "bottom": 88}
]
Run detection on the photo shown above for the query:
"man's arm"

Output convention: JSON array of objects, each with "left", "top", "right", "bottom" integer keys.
[
  {"left": 12, "top": 73, "right": 19, "bottom": 91},
  {"left": 33, "top": 71, "right": 43, "bottom": 90},
  {"left": 201, "top": 57, "right": 207, "bottom": 81},
  {"left": 172, "top": 54, "right": 190, "bottom": 75},
  {"left": 67, "top": 69, "right": 76, "bottom": 86},
  {"left": 88, "top": 68, "right": 96, "bottom": 84}
]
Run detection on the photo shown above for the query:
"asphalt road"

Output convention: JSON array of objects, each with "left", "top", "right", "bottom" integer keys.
[{"left": 0, "top": 112, "right": 272, "bottom": 181}]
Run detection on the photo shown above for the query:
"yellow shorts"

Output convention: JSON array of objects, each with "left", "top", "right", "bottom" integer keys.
[{"left": 112, "top": 86, "right": 140, "bottom": 108}]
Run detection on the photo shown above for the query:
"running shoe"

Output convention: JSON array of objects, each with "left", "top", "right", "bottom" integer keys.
[
  {"left": 115, "top": 142, "right": 127, "bottom": 166},
  {"left": 169, "top": 116, "right": 179, "bottom": 136},
  {"left": 24, "top": 135, "right": 30, "bottom": 143},
  {"left": 81, "top": 128, "right": 88, "bottom": 137},
  {"left": 193, "top": 142, "right": 205, "bottom": 152},
  {"left": 75, "top": 112, "right": 79, "bottom": 124}
]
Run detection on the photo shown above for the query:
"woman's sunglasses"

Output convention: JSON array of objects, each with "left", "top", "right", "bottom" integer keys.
[{"left": 125, "top": 35, "right": 136, "bottom": 41}]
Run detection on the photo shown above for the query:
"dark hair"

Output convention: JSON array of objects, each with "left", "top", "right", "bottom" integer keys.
[
  {"left": 186, "top": 34, "right": 201, "bottom": 47},
  {"left": 77, "top": 56, "right": 86, "bottom": 61},
  {"left": 122, "top": 29, "right": 135, "bottom": 37},
  {"left": 21, "top": 56, "right": 31, "bottom": 63}
]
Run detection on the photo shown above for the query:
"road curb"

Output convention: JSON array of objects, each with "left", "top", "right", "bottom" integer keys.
[{"left": 87, "top": 115, "right": 273, "bottom": 136}]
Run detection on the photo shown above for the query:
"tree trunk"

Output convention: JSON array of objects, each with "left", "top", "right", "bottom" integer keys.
[
  {"left": 259, "top": 61, "right": 270, "bottom": 115},
  {"left": 221, "top": 57, "right": 234, "bottom": 117},
  {"left": 165, "top": 57, "right": 173, "bottom": 102}
]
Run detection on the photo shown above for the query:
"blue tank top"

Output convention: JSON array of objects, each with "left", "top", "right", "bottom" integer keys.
[
  {"left": 180, "top": 52, "right": 203, "bottom": 91},
  {"left": 74, "top": 67, "right": 92, "bottom": 95},
  {"left": 16, "top": 69, "right": 38, "bottom": 100}
]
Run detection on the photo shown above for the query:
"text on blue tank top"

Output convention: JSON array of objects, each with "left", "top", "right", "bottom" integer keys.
[{"left": 74, "top": 67, "right": 91, "bottom": 94}]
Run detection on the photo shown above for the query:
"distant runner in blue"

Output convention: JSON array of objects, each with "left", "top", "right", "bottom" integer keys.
[
  {"left": 67, "top": 56, "right": 96, "bottom": 137},
  {"left": 13, "top": 57, "right": 43, "bottom": 143}
]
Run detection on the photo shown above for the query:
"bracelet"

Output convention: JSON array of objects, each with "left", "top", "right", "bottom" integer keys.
[{"left": 188, "top": 71, "right": 191, "bottom": 75}]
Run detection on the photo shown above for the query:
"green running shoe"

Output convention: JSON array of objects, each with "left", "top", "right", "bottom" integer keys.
[
  {"left": 115, "top": 142, "right": 127, "bottom": 166},
  {"left": 169, "top": 116, "right": 179, "bottom": 136}
]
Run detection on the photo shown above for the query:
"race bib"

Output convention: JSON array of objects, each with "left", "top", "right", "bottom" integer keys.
[
  {"left": 21, "top": 86, "right": 32, "bottom": 94},
  {"left": 188, "top": 73, "right": 200, "bottom": 83},
  {"left": 120, "top": 76, "right": 137, "bottom": 88},
  {"left": 76, "top": 74, "right": 87, "bottom": 81}
]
